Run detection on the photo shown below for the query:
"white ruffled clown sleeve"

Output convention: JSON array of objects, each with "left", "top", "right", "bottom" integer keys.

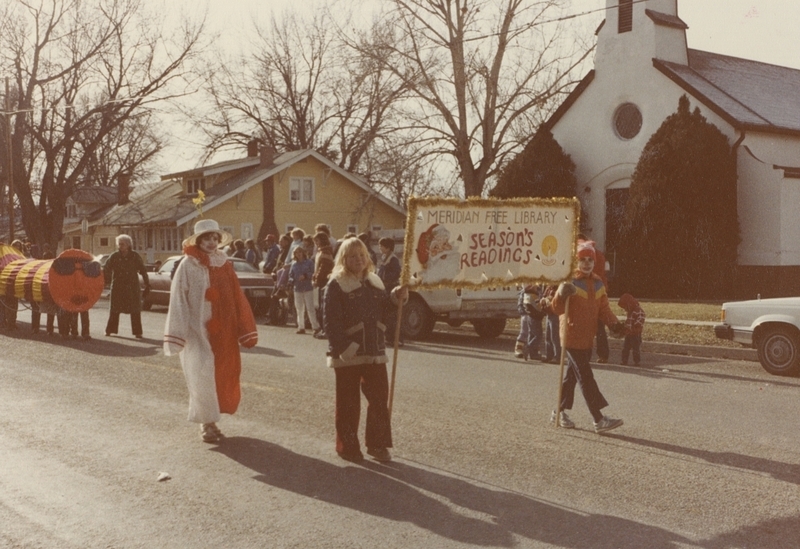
[{"left": 163, "top": 260, "right": 191, "bottom": 356}]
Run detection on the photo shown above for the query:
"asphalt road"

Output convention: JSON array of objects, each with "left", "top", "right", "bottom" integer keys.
[{"left": 1, "top": 302, "right": 798, "bottom": 548}]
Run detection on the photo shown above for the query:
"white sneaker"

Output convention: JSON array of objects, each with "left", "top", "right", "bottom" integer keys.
[
  {"left": 593, "top": 416, "right": 623, "bottom": 434},
  {"left": 550, "top": 410, "right": 575, "bottom": 429}
]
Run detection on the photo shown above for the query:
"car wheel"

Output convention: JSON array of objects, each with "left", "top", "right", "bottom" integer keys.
[
  {"left": 401, "top": 295, "right": 435, "bottom": 340},
  {"left": 471, "top": 318, "right": 507, "bottom": 339},
  {"left": 269, "top": 299, "right": 288, "bottom": 326},
  {"left": 757, "top": 325, "right": 800, "bottom": 376}
]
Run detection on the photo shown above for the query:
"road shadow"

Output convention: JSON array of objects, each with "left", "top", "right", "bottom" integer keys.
[
  {"left": 5, "top": 323, "right": 162, "bottom": 357},
  {"left": 615, "top": 434, "right": 800, "bottom": 486},
  {"left": 401, "top": 343, "right": 522, "bottom": 365},
  {"left": 213, "top": 436, "right": 691, "bottom": 548},
  {"left": 593, "top": 361, "right": 799, "bottom": 388},
  {"left": 660, "top": 367, "right": 799, "bottom": 388},
  {"left": 243, "top": 345, "right": 293, "bottom": 358},
  {"left": 696, "top": 514, "right": 800, "bottom": 548}
]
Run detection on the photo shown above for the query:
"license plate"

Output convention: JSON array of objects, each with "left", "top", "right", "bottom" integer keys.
[{"left": 250, "top": 289, "right": 268, "bottom": 297}]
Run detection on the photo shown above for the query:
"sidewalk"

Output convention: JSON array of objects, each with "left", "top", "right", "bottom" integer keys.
[
  {"left": 504, "top": 317, "right": 757, "bottom": 363},
  {"left": 646, "top": 318, "right": 716, "bottom": 327},
  {"left": 605, "top": 337, "right": 757, "bottom": 362},
  {"left": 635, "top": 317, "right": 757, "bottom": 362}
]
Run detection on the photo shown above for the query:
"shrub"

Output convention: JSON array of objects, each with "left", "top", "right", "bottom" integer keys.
[
  {"left": 489, "top": 129, "right": 577, "bottom": 199},
  {"left": 618, "top": 95, "right": 739, "bottom": 299}
]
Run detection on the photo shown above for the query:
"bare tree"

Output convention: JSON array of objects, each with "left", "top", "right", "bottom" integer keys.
[
  {"left": 0, "top": 0, "right": 203, "bottom": 248},
  {"left": 352, "top": 0, "right": 593, "bottom": 197},
  {"left": 192, "top": 8, "right": 410, "bottom": 178}
]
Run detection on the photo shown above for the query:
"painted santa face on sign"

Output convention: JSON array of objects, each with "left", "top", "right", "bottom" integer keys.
[
  {"left": 428, "top": 227, "right": 452, "bottom": 258},
  {"left": 198, "top": 232, "right": 220, "bottom": 254}
]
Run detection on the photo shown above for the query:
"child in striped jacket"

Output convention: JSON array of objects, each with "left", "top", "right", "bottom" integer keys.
[{"left": 618, "top": 293, "right": 646, "bottom": 366}]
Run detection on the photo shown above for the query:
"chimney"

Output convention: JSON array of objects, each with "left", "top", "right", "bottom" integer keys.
[
  {"left": 260, "top": 145, "right": 275, "bottom": 168},
  {"left": 118, "top": 173, "right": 131, "bottom": 205},
  {"left": 247, "top": 138, "right": 259, "bottom": 157}
]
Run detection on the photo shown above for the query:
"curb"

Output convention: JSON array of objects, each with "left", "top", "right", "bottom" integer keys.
[
  {"left": 499, "top": 328, "right": 758, "bottom": 363},
  {"left": 610, "top": 339, "right": 758, "bottom": 363}
]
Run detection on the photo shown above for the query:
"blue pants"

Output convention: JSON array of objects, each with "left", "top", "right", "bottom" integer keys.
[
  {"left": 560, "top": 348, "right": 609, "bottom": 422},
  {"left": 622, "top": 334, "right": 642, "bottom": 365},
  {"left": 545, "top": 313, "right": 561, "bottom": 360},
  {"left": 516, "top": 315, "right": 529, "bottom": 343},
  {"left": 517, "top": 315, "right": 542, "bottom": 357},
  {"left": 527, "top": 316, "right": 543, "bottom": 357}
]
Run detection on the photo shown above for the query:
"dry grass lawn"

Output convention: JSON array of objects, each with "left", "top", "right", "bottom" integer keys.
[{"left": 506, "top": 300, "right": 743, "bottom": 349}]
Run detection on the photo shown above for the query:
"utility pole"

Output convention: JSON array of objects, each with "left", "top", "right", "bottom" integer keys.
[{"left": 4, "top": 77, "right": 13, "bottom": 242}]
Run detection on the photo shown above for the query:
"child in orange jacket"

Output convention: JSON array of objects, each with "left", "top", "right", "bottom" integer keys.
[{"left": 547, "top": 241, "right": 625, "bottom": 434}]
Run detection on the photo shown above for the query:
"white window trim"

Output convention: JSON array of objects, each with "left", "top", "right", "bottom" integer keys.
[
  {"left": 241, "top": 223, "right": 254, "bottom": 241},
  {"left": 289, "top": 177, "right": 315, "bottom": 203}
]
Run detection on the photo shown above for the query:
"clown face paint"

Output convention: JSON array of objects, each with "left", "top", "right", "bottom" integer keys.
[
  {"left": 578, "top": 256, "right": 595, "bottom": 275},
  {"left": 198, "top": 232, "right": 221, "bottom": 254}
]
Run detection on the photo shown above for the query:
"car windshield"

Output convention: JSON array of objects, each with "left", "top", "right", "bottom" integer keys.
[
  {"left": 159, "top": 258, "right": 178, "bottom": 274},
  {"left": 230, "top": 259, "right": 258, "bottom": 273}
]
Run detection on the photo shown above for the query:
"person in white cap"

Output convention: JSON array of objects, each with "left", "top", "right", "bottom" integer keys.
[{"left": 164, "top": 219, "right": 258, "bottom": 443}]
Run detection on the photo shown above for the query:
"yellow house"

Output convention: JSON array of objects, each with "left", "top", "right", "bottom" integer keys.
[{"left": 83, "top": 147, "right": 407, "bottom": 264}]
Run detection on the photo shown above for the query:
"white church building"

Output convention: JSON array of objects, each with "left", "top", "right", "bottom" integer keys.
[{"left": 545, "top": 0, "right": 800, "bottom": 296}]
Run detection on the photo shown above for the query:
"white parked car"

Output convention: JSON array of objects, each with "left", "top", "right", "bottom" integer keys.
[{"left": 714, "top": 297, "right": 800, "bottom": 376}]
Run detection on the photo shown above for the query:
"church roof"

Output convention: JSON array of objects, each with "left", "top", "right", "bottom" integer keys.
[{"left": 655, "top": 49, "right": 800, "bottom": 136}]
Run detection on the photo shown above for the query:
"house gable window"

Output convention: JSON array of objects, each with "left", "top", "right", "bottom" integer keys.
[
  {"left": 289, "top": 177, "right": 314, "bottom": 203},
  {"left": 618, "top": 0, "right": 633, "bottom": 33},
  {"left": 187, "top": 178, "right": 205, "bottom": 195}
]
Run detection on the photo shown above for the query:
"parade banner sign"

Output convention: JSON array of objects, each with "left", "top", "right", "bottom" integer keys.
[{"left": 401, "top": 196, "right": 580, "bottom": 289}]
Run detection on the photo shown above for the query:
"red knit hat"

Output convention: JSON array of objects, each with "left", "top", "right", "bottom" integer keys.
[{"left": 577, "top": 240, "right": 596, "bottom": 259}]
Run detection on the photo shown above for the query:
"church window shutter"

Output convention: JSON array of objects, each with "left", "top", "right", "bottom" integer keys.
[{"left": 618, "top": 0, "right": 633, "bottom": 33}]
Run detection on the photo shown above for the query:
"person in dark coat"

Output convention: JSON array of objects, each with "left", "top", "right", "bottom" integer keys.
[
  {"left": 312, "top": 231, "right": 334, "bottom": 338},
  {"left": 357, "top": 232, "right": 378, "bottom": 267},
  {"left": 376, "top": 236, "right": 403, "bottom": 346},
  {"left": 323, "top": 237, "right": 407, "bottom": 463},
  {"left": 104, "top": 234, "right": 149, "bottom": 338}
]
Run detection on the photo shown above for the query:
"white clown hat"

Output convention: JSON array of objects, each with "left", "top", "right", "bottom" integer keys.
[{"left": 183, "top": 219, "right": 233, "bottom": 248}]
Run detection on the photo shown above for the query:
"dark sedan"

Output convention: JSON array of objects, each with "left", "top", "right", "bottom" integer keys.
[{"left": 141, "top": 255, "right": 273, "bottom": 316}]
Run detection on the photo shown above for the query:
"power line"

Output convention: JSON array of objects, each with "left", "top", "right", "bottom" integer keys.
[{"left": 463, "top": 0, "right": 651, "bottom": 43}]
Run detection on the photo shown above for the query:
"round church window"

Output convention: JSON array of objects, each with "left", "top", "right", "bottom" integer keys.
[{"left": 613, "top": 103, "right": 642, "bottom": 140}]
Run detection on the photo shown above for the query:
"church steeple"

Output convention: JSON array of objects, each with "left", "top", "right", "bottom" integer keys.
[{"left": 596, "top": 0, "right": 688, "bottom": 72}]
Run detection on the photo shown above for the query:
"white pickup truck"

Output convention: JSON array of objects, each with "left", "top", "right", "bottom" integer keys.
[
  {"left": 714, "top": 296, "right": 800, "bottom": 376},
  {"left": 401, "top": 285, "right": 519, "bottom": 340},
  {"left": 373, "top": 230, "right": 519, "bottom": 340}
]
